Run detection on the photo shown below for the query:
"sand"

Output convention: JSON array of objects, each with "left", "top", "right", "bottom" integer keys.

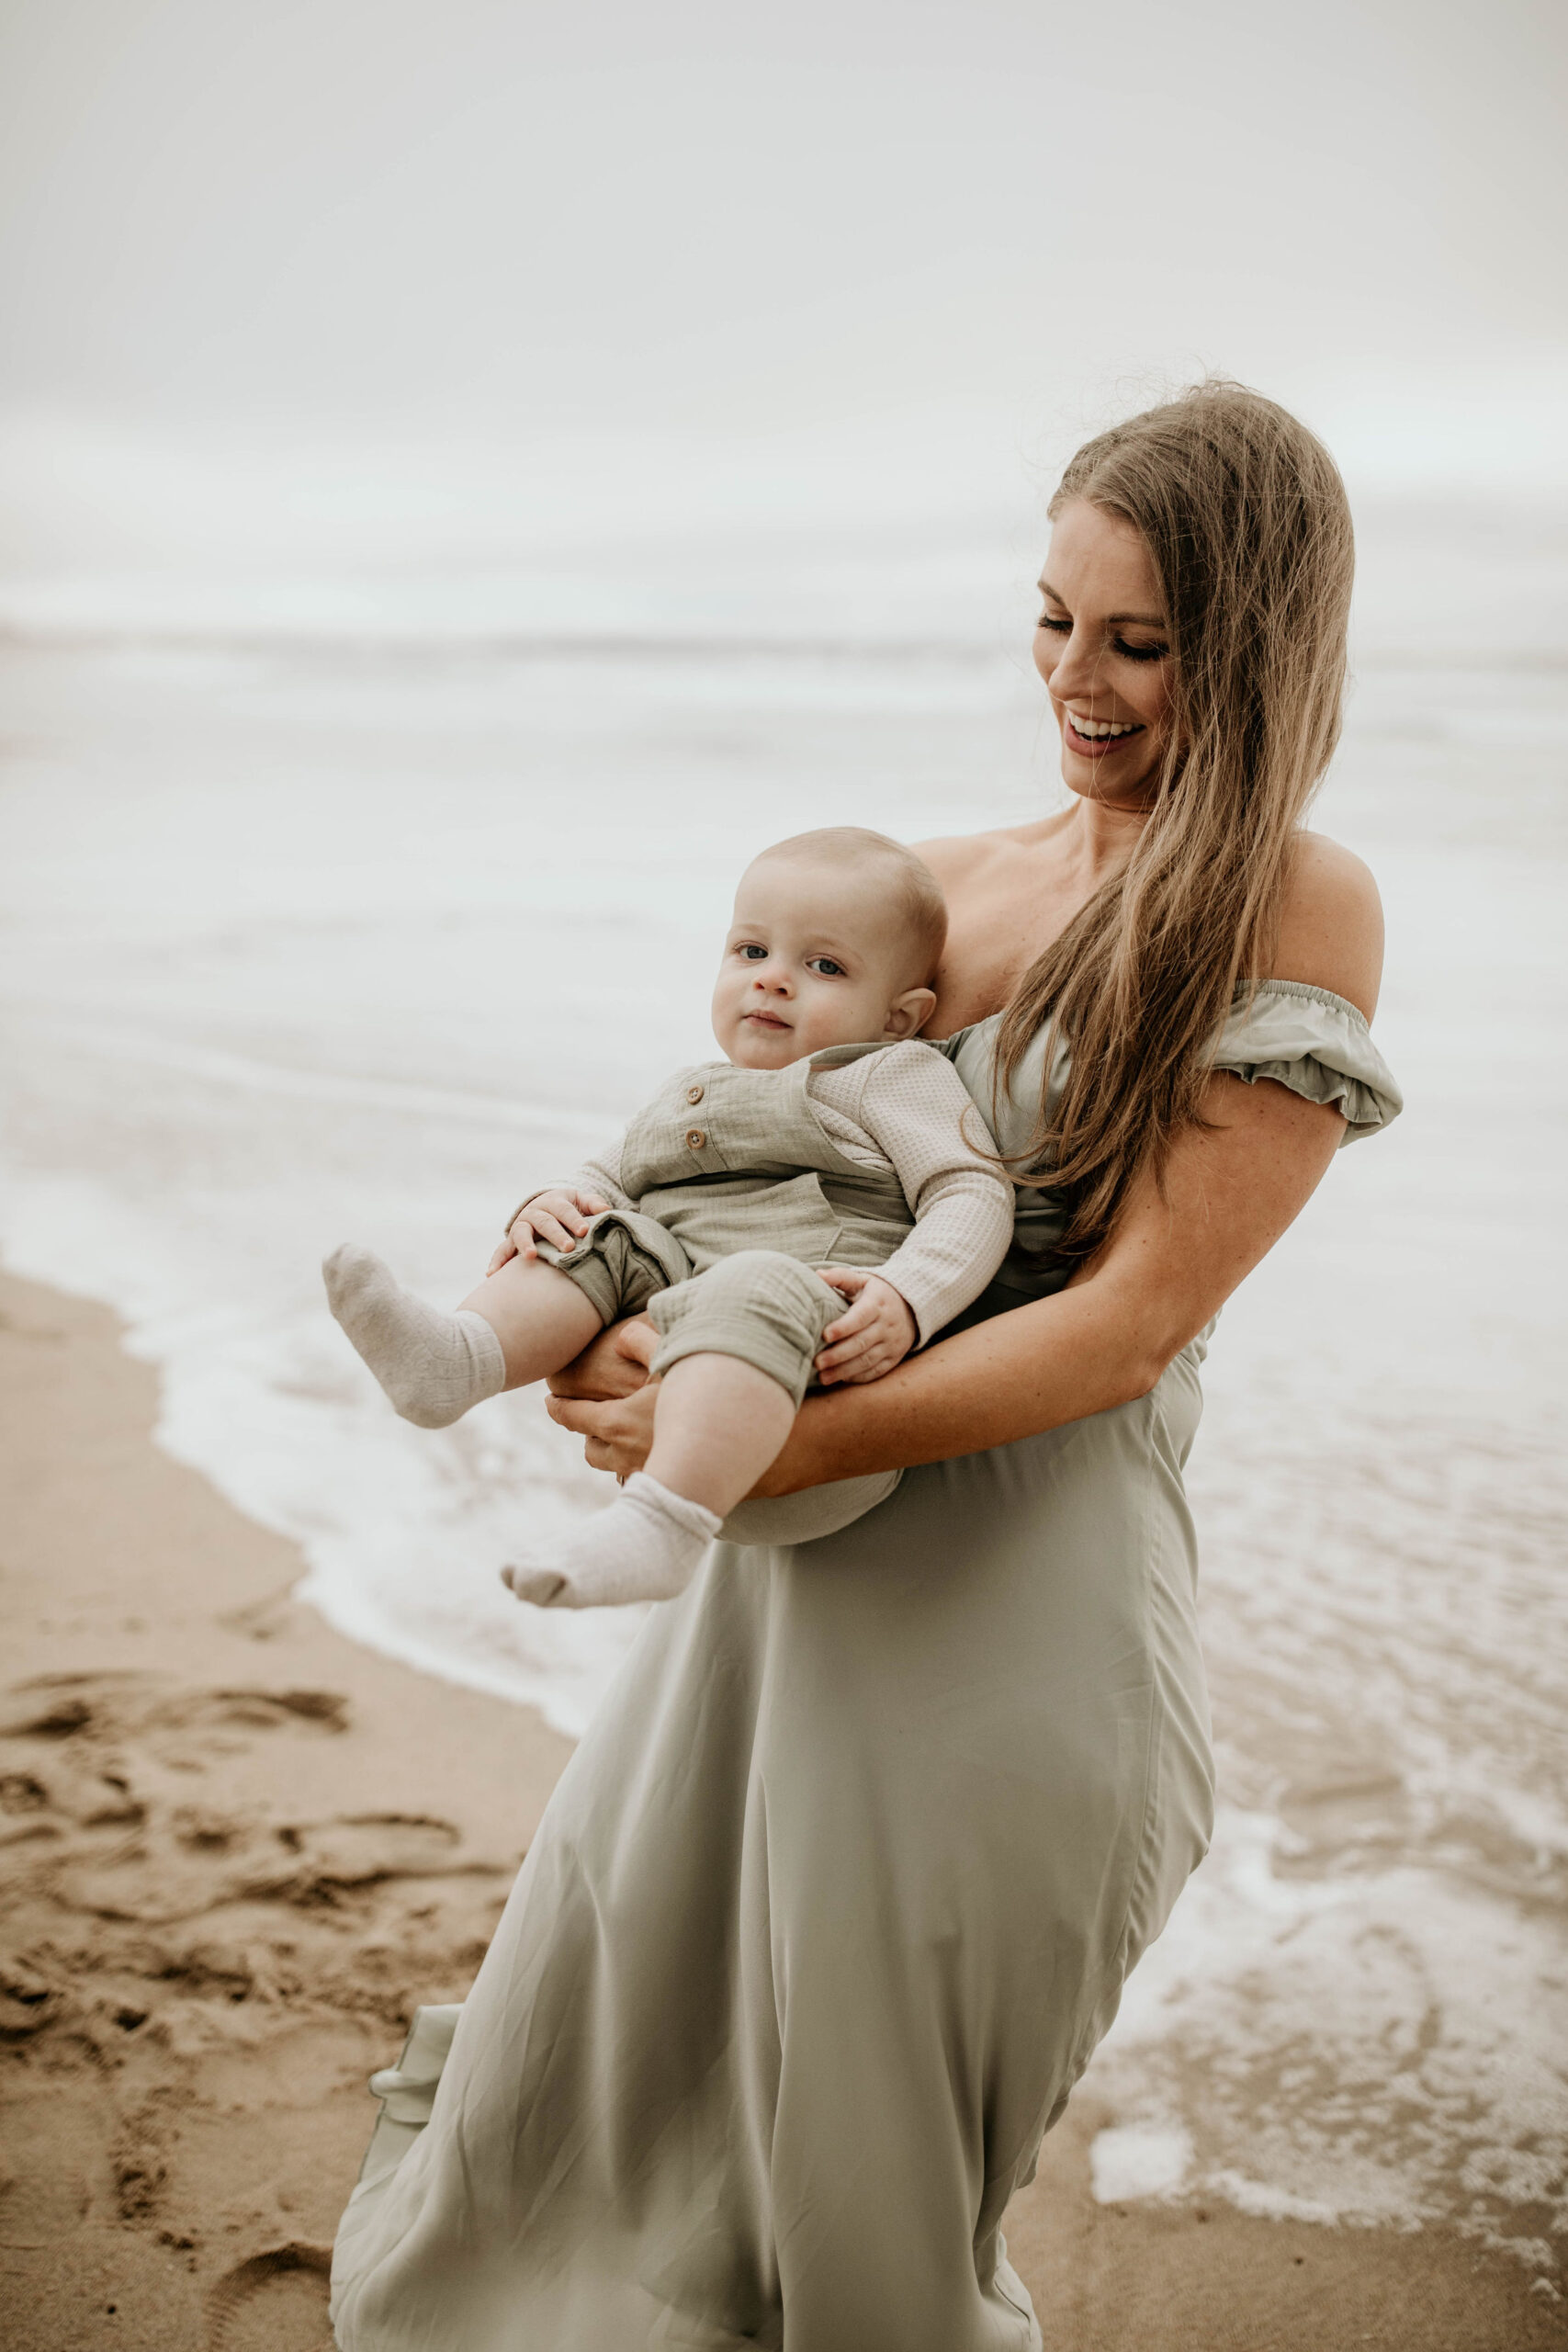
[{"left": 0, "top": 1267, "right": 1560, "bottom": 2351}]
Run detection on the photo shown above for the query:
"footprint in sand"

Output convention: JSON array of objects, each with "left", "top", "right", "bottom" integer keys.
[
  {"left": 0, "top": 1673, "right": 349, "bottom": 1767},
  {"left": 55, "top": 1810, "right": 464, "bottom": 1923},
  {"left": 143, "top": 1685, "right": 350, "bottom": 1769},
  {"left": 0, "top": 1685, "right": 100, "bottom": 1739},
  {"left": 2, "top": 1672, "right": 468, "bottom": 1926},
  {"left": 3, "top": 1673, "right": 348, "bottom": 1729},
  {"left": 266, "top": 1814, "right": 463, "bottom": 1897},
  {"left": 208, "top": 2241, "right": 333, "bottom": 2351}
]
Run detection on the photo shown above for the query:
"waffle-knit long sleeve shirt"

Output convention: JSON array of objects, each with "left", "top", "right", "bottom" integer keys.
[{"left": 555, "top": 1041, "right": 1013, "bottom": 1345}]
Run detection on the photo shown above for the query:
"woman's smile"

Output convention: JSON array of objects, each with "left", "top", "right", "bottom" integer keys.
[
  {"left": 1033, "top": 497, "right": 1174, "bottom": 807},
  {"left": 329, "top": 384, "right": 1394, "bottom": 2352},
  {"left": 1062, "top": 710, "right": 1146, "bottom": 758}
]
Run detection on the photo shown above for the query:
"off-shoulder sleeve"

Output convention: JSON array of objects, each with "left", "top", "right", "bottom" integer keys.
[{"left": 1211, "top": 980, "right": 1402, "bottom": 1144}]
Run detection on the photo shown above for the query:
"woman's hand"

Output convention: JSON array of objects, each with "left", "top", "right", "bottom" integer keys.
[
  {"left": 752, "top": 1070, "right": 1351, "bottom": 1498},
  {"left": 547, "top": 1313, "right": 658, "bottom": 1400},
  {"left": 486, "top": 1188, "right": 608, "bottom": 1276},
  {"left": 547, "top": 1383, "right": 660, "bottom": 1478},
  {"left": 814, "top": 1269, "right": 918, "bottom": 1385},
  {"left": 546, "top": 1313, "right": 660, "bottom": 1476}
]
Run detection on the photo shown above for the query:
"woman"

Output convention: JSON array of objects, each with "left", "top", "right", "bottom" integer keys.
[{"left": 331, "top": 383, "right": 1401, "bottom": 2350}]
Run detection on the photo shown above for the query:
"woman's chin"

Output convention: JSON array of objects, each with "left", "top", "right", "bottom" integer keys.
[{"left": 1058, "top": 753, "right": 1157, "bottom": 809}]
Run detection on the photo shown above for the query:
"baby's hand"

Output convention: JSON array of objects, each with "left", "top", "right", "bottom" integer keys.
[
  {"left": 814, "top": 1269, "right": 918, "bottom": 1386},
  {"left": 487, "top": 1189, "right": 609, "bottom": 1275}
]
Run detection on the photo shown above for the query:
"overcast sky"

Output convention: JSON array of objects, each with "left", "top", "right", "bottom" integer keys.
[{"left": 2, "top": 0, "right": 1564, "bottom": 571}]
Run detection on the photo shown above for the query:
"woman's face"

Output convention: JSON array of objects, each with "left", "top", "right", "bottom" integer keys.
[{"left": 1033, "top": 497, "right": 1175, "bottom": 810}]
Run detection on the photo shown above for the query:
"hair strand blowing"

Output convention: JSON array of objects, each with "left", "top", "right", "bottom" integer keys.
[{"left": 997, "top": 379, "right": 1356, "bottom": 1261}]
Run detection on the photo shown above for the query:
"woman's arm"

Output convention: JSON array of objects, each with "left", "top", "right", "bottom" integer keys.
[
  {"left": 766, "top": 1071, "right": 1345, "bottom": 1486},
  {"left": 547, "top": 1074, "right": 1346, "bottom": 1484},
  {"left": 547, "top": 836, "right": 1384, "bottom": 1484}
]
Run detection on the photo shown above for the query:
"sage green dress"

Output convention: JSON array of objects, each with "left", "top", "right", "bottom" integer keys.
[{"left": 331, "top": 983, "right": 1401, "bottom": 2352}]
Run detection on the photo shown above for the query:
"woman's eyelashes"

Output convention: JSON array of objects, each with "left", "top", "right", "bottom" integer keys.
[{"left": 1036, "top": 612, "right": 1168, "bottom": 662}]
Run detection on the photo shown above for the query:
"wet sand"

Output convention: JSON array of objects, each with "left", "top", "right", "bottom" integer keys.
[{"left": 0, "top": 1268, "right": 1559, "bottom": 2350}]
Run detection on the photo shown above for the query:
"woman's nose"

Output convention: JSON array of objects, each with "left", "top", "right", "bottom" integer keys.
[{"left": 1046, "top": 628, "right": 1103, "bottom": 700}]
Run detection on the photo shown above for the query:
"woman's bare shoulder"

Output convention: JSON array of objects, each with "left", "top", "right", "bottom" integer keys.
[
  {"left": 912, "top": 830, "right": 999, "bottom": 887},
  {"left": 914, "top": 819, "right": 1059, "bottom": 888},
  {"left": 1272, "top": 831, "right": 1384, "bottom": 1020}
]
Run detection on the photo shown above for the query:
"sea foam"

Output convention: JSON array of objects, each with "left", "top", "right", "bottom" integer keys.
[{"left": 1, "top": 572, "right": 1563, "bottom": 2261}]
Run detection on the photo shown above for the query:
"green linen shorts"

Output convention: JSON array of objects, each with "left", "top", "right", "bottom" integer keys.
[{"left": 539, "top": 1215, "right": 847, "bottom": 1410}]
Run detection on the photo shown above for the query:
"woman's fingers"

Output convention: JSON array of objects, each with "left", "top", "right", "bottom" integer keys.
[
  {"left": 546, "top": 1394, "right": 598, "bottom": 1434},
  {"left": 547, "top": 1383, "right": 659, "bottom": 1476},
  {"left": 613, "top": 1316, "right": 660, "bottom": 1369},
  {"left": 547, "top": 1315, "right": 658, "bottom": 1400}
]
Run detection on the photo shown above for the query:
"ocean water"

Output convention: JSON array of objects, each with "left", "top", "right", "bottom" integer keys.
[{"left": 1, "top": 516, "right": 1563, "bottom": 2271}]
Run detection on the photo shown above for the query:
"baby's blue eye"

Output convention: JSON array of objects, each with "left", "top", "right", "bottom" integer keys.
[
  {"left": 738, "top": 944, "right": 768, "bottom": 961},
  {"left": 807, "top": 956, "right": 846, "bottom": 978}
]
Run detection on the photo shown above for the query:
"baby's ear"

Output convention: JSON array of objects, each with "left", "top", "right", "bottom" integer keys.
[{"left": 884, "top": 986, "right": 937, "bottom": 1040}]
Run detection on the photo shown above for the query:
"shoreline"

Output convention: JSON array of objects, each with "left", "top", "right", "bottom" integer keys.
[{"left": 0, "top": 1267, "right": 1558, "bottom": 2350}]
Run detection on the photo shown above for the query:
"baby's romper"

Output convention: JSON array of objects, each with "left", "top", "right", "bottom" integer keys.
[
  {"left": 531, "top": 1040, "right": 1010, "bottom": 1535},
  {"left": 331, "top": 981, "right": 1404, "bottom": 2352},
  {"left": 531, "top": 1048, "right": 1020, "bottom": 1543}
]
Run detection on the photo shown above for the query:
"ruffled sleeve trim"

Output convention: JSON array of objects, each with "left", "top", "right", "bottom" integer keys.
[{"left": 1211, "top": 979, "right": 1403, "bottom": 1143}]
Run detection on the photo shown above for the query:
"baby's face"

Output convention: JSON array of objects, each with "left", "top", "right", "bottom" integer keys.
[{"left": 712, "top": 854, "right": 931, "bottom": 1070}]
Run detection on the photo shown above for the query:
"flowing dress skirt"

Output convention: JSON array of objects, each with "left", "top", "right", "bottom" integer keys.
[{"left": 331, "top": 1340, "right": 1215, "bottom": 2351}]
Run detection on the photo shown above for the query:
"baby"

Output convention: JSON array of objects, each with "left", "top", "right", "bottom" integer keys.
[{"left": 323, "top": 827, "right": 1013, "bottom": 1609}]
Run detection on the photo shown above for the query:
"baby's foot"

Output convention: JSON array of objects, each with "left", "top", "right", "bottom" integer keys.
[
  {"left": 502, "top": 1474, "right": 721, "bottom": 1609},
  {"left": 323, "top": 1244, "right": 505, "bottom": 1428}
]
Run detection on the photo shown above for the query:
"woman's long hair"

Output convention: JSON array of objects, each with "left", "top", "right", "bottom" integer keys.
[{"left": 997, "top": 379, "right": 1356, "bottom": 1261}]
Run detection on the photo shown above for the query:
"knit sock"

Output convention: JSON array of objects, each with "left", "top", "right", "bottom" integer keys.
[
  {"left": 502, "top": 1473, "right": 721, "bottom": 1610},
  {"left": 323, "top": 1243, "right": 506, "bottom": 1429}
]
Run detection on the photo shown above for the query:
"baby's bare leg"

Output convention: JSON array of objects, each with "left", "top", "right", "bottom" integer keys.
[
  {"left": 458, "top": 1257, "right": 604, "bottom": 1389},
  {"left": 502, "top": 1352, "right": 795, "bottom": 1610},
  {"left": 645, "top": 1354, "right": 795, "bottom": 1519},
  {"left": 324, "top": 1245, "right": 601, "bottom": 1429}
]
